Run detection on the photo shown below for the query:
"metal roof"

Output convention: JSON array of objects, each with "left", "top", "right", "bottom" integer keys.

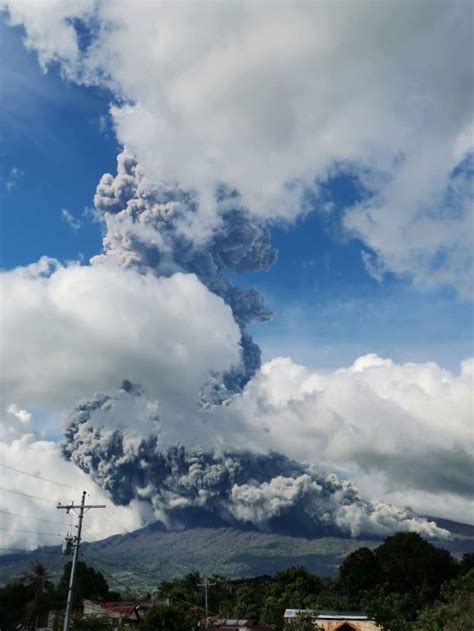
[{"left": 284, "top": 609, "right": 369, "bottom": 620}]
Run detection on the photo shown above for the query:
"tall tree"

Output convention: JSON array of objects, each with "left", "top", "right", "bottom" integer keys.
[
  {"left": 56, "top": 561, "right": 110, "bottom": 604},
  {"left": 143, "top": 603, "right": 199, "bottom": 630},
  {"left": 23, "top": 562, "right": 54, "bottom": 626},
  {"left": 0, "top": 582, "right": 31, "bottom": 630},
  {"left": 339, "top": 547, "right": 380, "bottom": 598},
  {"left": 374, "top": 533, "right": 457, "bottom": 606}
]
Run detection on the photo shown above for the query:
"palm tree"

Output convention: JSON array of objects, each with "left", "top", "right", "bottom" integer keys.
[{"left": 22, "top": 561, "right": 54, "bottom": 627}]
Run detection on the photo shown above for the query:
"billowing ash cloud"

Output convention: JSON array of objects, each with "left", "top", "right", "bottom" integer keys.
[
  {"left": 0, "top": 402, "right": 153, "bottom": 553},
  {"left": 61, "top": 383, "right": 449, "bottom": 540},
  {"left": 92, "top": 150, "right": 276, "bottom": 398}
]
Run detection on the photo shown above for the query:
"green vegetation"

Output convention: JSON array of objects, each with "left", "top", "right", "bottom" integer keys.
[
  {"left": 1, "top": 521, "right": 473, "bottom": 590},
  {"left": 0, "top": 528, "right": 381, "bottom": 588},
  {"left": 0, "top": 534, "right": 472, "bottom": 630},
  {"left": 142, "top": 603, "right": 197, "bottom": 630},
  {"left": 142, "top": 535, "right": 473, "bottom": 629},
  {"left": 286, "top": 612, "right": 323, "bottom": 630},
  {"left": 56, "top": 561, "right": 112, "bottom": 604},
  {"left": 0, "top": 561, "right": 117, "bottom": 630}
]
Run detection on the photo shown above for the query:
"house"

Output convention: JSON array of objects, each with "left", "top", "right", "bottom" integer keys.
[
  {"left": 82, "top": 599, "right": 147, "bottom": 624},
  {"left": 198, "top": 617, "right": 275, "bottom": 630},
  {"left": 284, "top": 610, "right": 383, "bottom": 630}
]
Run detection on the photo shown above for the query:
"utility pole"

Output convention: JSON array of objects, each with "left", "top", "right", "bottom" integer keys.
[
  {"left": 57, "top": 491, "right": 105, "bottom": 631},
  {"left": 199, "top": 575, "right": 215, "bottom": 628}
]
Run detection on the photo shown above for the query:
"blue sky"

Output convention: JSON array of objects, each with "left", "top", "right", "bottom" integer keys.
[
  {"left": 0, "top": 20, "right": 118, "bottom": 267},
  {"left": 1, "top": 15, "right": 472, "bottom": 374},
  {"left": 0, "top": 1, "right": 473, "bottom": 539}
]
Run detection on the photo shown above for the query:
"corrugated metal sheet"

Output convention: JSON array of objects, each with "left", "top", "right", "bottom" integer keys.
[{"left": 284, "top": 609, "right": 368, "bottom": 620}]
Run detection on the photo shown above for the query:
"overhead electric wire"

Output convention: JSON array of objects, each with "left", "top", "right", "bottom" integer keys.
[
  {"left": 0, "top": 487, "right": 59, "bottom": 503},
  {"left": 82, "top": 520, "right": 109, "bottom": 541},
  {"left": 83, "top": 514, "right": 190, "bottom": 576},
  {"left": 0, "top": 462, "right": 140, "bottom": 544},
  {"left": 81, "top": 511, "right": 142, "bottom": 544},
  {"left": 103, "top": 510, "right": 141, "bottom": 541},
  {"left": 0, "top": 508, "right": 66, "bottom": 526},
  {"left": 0, "top": 526, "right": 62, "bottom": 537},
  {"left": 0, "top": 547, "right": 61, "bottom": 555},
  {"left": 81, "top": 553, "right": 135, "bottom": 593},
  {"left": 0, "top": 462, "right": 76, "bottom": 489},
  {"left": 80, "top": 552, "right": 158, "bottom": 584},
  {"left": 80, "top": 552, "right": 215, "bottom": 615}
]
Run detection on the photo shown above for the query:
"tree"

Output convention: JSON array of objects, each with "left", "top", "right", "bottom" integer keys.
[
  {"left": 339, "top": 547, "right": 380, "bottom": 598},
  {"left": 232, "top": 583, "right": 262, "bottom": 620},
  {"left": 286, "top": 612, "right": 322, "bottom": 630},
  {"left": 56, "top": 561, "right": 110, "bottom": 605},
  {"left": 374, "top": 533, "right": 457, "bottom": 607},
  {"left": 23, "top": 562, "right": 54, "bottom": 626},
  {"left": 414, "top": 569, "right": 474, "bottom": 631},
  {"left": 459, "top": 552, "right": 474, "bottom": 575},
  {"left": 363, "top": 590, "right": 414, "bottom": 631},
  {"left": 314, "top": 580, "right": 354, "bottom": 611},
  {"left": 158, "top": 571, "right": 202, "bottom": 607},
  {"left": 274, "top": 566, "right": 323, "bottom": 599},
  {"left": 0, "top": 581, "right": 31, "bottom": 630},
  {"left": 143, "top": 603, "right": 198, "bottom": 630},
  {"left": 24, "top": 561, "right": 54, "bottom": 599},
  {"left": 263, "top": 566, "right": 323, "bottom": 622}
]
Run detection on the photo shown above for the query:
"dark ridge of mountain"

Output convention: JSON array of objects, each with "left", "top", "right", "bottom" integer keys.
[{"left": 1, "top": 516, "right": 473, "bottom": 591}]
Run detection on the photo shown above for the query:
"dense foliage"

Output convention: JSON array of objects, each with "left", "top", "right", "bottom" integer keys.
[
  {"left": 56, "top": 561, "right": 111, "bottom": 604},
  {"left": 0, "top": 534, "right": 472, "bottom": 630},
  {"left": 146, "top": 534, "right": 473, "bottom": 630},
  {"left": 0, "top": 561, "right": 116, "bottom": 630}
]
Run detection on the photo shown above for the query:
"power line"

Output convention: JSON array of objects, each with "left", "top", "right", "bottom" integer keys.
[
  {"left": 0, "top": 463, "right": 147, "bottom": 544},
  {"left": 82, "top": 553, "right": 209, "bottom": 618},
  {"left": 79, "top": 490, "right": 142, "bottom": 541},
  {"left": 0, "top": 526, "right": 63, "bottom": 537},
  {"left": 0, "top": 487, "right": 60, "bottom": 503},
  {"left": 1, "top": 465, "right": 127, "bottom": 541},
  {"left": 0, "top": 508, "right": 67, "bottom": 526},
  {"left": 81, "top": 552, "right": 214, "bottom": 615},
  {"left": 82, "top": 520, "right": 110, "bottom": 541},
  {"left": 81, "top": 553, "right": 134, "bottom": 593},
  {"left": 103, "top": 510, "right": 141, "bottom": 541},
  {"left": 79, "top": 552, "right": 165, "bottom": 587},
  {"left": 0, "top": 462, "right": 76, "bottom": 489},
  {"left": 0, "top": 463, "right": 146, "bottom": 542},
  {"left": 57, "top": 491, "right": 106, "bottom": 631},
  {"left": 81, "top": 512, "right": 143, "bottom": 544},
  {"left": 81, "top": 539, "right": 189, "bottom": 581},
  {"left": 0, "top": 547, "right": 61, "bottom": 555}
]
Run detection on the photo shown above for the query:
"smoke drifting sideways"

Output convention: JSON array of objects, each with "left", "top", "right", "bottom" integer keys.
[
  {"left": 62, "top": 382, "right": 449, "bottom": 540},
  {"left": 92, "top": 150, "right": 277, "bottom": 400}
]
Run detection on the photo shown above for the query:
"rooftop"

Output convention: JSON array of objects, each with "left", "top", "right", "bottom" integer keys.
[{"left": 284, "top": 609, "right": 369, "bottom": 620}]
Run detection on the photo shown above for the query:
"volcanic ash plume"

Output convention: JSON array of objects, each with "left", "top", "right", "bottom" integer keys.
[
  {"left": 92, "top": 150, "right": 277, "bottom": 400},
  {"left": 62, "top": 383, "right": 449, "bottom": 540}
]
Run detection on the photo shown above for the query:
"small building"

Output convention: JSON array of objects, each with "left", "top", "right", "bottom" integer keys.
[
  {"left": 83, "top": 599, "right": 147, "bottom": 624},
  {"left": 199, "top": 617, "right": 275, "bottom": 630},
  {"left": 284, "top": 610, "right": 382, "bottom": 630}
]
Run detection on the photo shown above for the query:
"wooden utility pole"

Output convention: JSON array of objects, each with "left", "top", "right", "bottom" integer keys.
[{"left": 57, "top": 491, "right": 105, "bottom": 631}]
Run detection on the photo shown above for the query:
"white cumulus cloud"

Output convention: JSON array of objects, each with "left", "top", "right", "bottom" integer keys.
[
  {"left": 0, "top": 257, "right": 241, "bottom": 416},
  {"left": 3, "top": 0, "right": 473, "bottom": 294},
  {"left": 222, "top": 353, "right": 474, "bottom": 522}
]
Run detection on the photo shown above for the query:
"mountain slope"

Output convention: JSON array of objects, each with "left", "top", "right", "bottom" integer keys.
[{"left": 1, "top": 518, "right": 473, "bottom": 591}]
